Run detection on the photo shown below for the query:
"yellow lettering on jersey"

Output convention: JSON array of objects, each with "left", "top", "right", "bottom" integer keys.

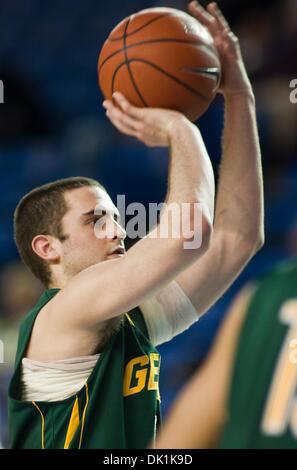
[
  {"left": 123, "top": 356, "right": 149, "bottom": 396},
  {"left": 123, "top": 353, "right": 161, "bottom": 397},
  {"left": 148, "top": 353, "right": 160, "bottom": 391}
]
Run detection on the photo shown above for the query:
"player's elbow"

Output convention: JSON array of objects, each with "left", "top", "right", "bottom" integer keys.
[
  {"left": 245, "top": 227, "right": 265, "bottom": 258},
  {"left": 255, "top": 229, "right": 265, "bottom": 252}
]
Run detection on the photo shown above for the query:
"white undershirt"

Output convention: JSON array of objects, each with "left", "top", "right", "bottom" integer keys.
[
  {"left": 21, "top": 281, "right": 198, "bottom": 402},
  {"left": 21, "top": 354, "right": 99, "bottom": 402}
]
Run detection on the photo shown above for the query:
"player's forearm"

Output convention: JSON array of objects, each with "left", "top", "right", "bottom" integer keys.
[
  {"left": 165, "top": 117, "right": 215, "bottom": 223},
  {"left": 215, "top": 92, "right": 264, "bottom": 247}
]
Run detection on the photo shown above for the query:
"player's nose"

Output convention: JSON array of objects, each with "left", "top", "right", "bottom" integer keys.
[{"left": 111, "top": 219, "right": 126, "bottom": 240}]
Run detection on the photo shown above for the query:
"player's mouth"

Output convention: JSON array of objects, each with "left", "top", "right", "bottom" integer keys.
[{"left": 107, "top": 246, "right": 125, "bottom": 257}]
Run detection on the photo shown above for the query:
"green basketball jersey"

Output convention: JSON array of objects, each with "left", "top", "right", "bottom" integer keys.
[
  {"left": 8, "top": 289, "right": 161, "bottom": 449},
  {"left": 220, "top": 260, "right": 297, "bottom": 448}
]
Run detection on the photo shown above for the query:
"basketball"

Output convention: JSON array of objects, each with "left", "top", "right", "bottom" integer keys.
[{"left": 98, "top": 7, "right": 221, "bottom": 122}]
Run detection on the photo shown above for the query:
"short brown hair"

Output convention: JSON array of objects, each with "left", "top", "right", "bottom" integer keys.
[{"left": 14, "top": 176, "right": 106, "bottom": 287}]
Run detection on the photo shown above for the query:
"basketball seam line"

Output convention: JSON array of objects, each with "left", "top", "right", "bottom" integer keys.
[
  {"left": 127, "top": 58, "right": 210, "bottom": 101},
  {"left": 182, "top": 67, "right": 220, "bottom": 86},
  {"left": 109, "top": 13, "right": 171, "bottom": 42},
  {"left": 98, "top": 39, "right": 219, "bottom": 72},
  {"left": 111, "top": 62, "right": 127, "bottom": 98},
  {"left": 123, "top": 19, "right": 148, "bottom": 107},
  {"left": 111, "top": 57, "right": 211, "bottom": 103}
]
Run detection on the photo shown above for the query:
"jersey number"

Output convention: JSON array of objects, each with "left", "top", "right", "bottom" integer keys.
[{"left": 261, "top": 299, "right": 297, "bottom": 437}]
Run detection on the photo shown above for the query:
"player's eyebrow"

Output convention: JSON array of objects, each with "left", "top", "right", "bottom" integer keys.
[
  {"left": 81, "top": 208, "right": 119, "bottom": 217},
  {"left": 95, "top": 206, "right": 121, "bottom": 219}
]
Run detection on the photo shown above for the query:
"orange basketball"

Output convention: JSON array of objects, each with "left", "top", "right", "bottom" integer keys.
[{"left": 98, "top": 7, "right": 221, "bottom": 122}]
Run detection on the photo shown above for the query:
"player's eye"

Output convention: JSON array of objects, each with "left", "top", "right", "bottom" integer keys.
[
  {"left": 89, "top": 217, "right": 100, "bottom": 225},
  {"left": 88, "top": 211, "right": 120, "bottom": 225}
]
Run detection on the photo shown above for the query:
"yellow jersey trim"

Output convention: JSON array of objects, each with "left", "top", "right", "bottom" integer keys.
[
  {"left": 125, "top": 313, "right": 135, "bottom": 326},
  {"left": 78, "top": 384, "right": 89, "bottom": 449},
  {"left": 32, "top": 401, "right": 45, "bottom": 449},
  {"left": 64, "top": 396, "right": 80, "bottom": 449}
]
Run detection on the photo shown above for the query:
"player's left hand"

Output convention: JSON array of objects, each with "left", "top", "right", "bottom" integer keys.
[
  {"left": 188, "top": 1, "right": 253, "bottom": 98},
  {"left": 103, "top": 92, "right": 187, "bottom": 147}
]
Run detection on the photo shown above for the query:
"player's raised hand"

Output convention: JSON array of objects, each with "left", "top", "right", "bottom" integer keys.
[
  {"left": 103, "top": 92, "right": 187, "bottom": 147},
  {"left": 188, "top": 1, "right": 252, "bottom": 97}
]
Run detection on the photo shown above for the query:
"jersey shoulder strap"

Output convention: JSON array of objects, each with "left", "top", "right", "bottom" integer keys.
[{"left": 127, "top": 306, "right": 150, "bottom": 339}]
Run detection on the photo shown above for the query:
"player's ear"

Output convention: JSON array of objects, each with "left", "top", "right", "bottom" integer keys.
[{"left": 31, "top": 234, "right": 60, "bottom": 262}]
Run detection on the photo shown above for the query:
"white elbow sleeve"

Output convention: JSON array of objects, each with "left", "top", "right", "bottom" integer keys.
[{"left": 139, "top": 280, "right": 198, "bottom": 346}]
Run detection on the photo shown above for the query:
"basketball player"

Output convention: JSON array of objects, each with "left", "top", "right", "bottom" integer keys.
[
  {"left": 155, "top": 258, "right": 297, "bottom": 449},
  {"left": 8, "top": 1, "right": 263, "bottom": 448}
]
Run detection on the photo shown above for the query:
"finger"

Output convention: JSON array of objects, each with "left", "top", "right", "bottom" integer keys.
[
  {"left": 188, "top": 1, "right": 214, "bottom": 28},
  {"left": 106, "top": 102, "right": 143, "bottom": 131},
  {"left": 112, "top": 92, "right": 144, "bottom": 120},
  {"left": 102, "top": 99, "right": 112, "bottom": 109},
  {"left": 207, "top": 2, "right": 230, "bottom": 31},
  {"left": 106, "top": 111, "right": 140, "bottom": 138}
]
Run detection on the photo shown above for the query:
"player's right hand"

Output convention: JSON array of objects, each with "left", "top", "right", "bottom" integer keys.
[
  {"left": 103, "top": 92, "right": 187, "bottom": 147},
  {"left": 188, "top": 1, "right": 252, "bottom": 97}
]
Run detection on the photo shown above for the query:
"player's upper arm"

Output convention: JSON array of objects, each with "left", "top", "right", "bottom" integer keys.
[
  {"left": 154, "top": 283, "right": 255, "bottom": 449},
  {"left": 47, "top": 216, "right": 211, "bottom": 331}
]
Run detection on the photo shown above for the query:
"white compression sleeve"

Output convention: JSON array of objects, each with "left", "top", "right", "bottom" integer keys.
[{"left": 139, "top": 280, "right": 199, "bottom": 346}]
